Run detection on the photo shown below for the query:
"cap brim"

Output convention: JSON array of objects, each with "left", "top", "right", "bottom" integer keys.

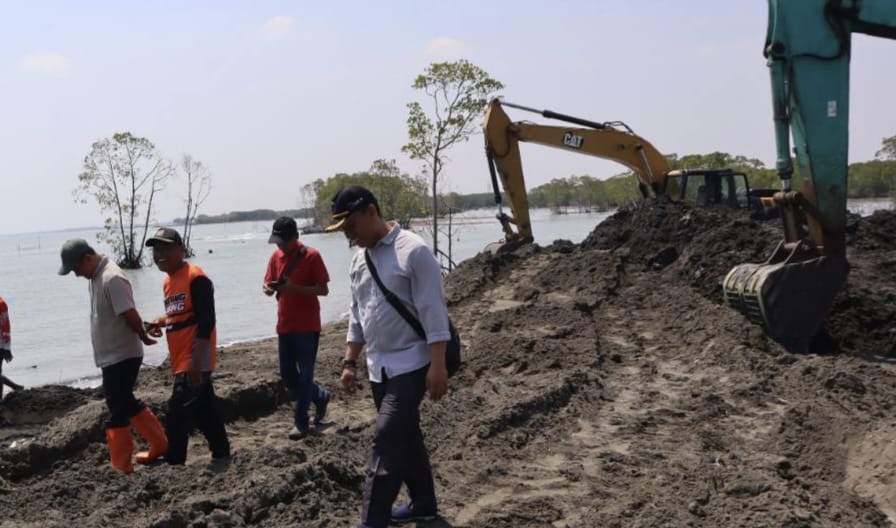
[
  {"left": 146, "top": 237, "right": 179, "bottom": 247},
  {"left": 58, "top": 264, "right": 71, "bottom": 275},
  {"left": 268, "top": 234, "right": 286, "bottom": 245},
  {"left": 324, "top": 217, "right": 347, "bottom": 233}
]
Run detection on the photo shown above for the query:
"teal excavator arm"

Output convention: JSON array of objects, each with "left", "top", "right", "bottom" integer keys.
[{"left": 724, "top": 0, "right": 896, "bottom": 352}]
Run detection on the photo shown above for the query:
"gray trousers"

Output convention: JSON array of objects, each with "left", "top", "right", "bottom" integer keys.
[{"left": 362, "top": 364, "right": 437, "bottom": 527}]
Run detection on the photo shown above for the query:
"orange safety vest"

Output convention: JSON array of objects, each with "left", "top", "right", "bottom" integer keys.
[{"left": 163, "top": 263, "right": 217, "bottom": 374}]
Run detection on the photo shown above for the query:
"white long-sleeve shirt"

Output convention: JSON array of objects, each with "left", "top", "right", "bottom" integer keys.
[{"left": 347, "top": 223, "right": 451, "bottom": 383}]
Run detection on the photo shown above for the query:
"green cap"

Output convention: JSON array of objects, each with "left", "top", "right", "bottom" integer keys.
[{"left": 58, "top": 238, "right": 93, "bottom": 275}]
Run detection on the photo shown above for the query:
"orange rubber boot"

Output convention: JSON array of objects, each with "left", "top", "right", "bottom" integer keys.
[
  {"left": 130, "top": 407, "right": 168, "bottom": 464},
  {"left": 105, "top": 426, "right": 134, "bottom": 474}
]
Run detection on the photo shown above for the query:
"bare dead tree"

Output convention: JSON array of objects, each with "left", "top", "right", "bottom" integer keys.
[
  {"left": 75, "top": 132, "right": 172, "bottom": 268},
  {"left": 180, "top": 154, "right": 212, "bottom": 258}
]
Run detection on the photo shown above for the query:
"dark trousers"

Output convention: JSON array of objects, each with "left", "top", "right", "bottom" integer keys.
[
  {"left": 165, "top": 372, "right": 230, "bottom": 465},
  {"left": 278, "top": 332, "right": 328, "bottom": 430},
  {"left": 101, "top": 356, "right": 145, "bottom": 428},
  {"left": 362, "top": 365, "right": 437, "bottom": 527}
]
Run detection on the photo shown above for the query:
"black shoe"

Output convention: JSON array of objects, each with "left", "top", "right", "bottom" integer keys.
[
  {"left": 288, "top": 426, "right": 309, "bottom": 440},
  {"left": 391, "top": 503, "right": 437, "bottom": 524},
  {"left": 313, "top": 391, "right": 330, "bottom": 426}
]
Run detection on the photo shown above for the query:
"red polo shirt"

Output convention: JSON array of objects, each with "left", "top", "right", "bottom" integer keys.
[{"left": 264, "top": 243, "right": 330, "bottom": 334}]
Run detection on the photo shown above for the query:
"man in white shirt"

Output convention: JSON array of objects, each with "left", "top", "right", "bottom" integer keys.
[
  {"left": 59, "top": 239, "right": 168, "bottom": 474},
  {"left": 327, "top": 186, "right": 450, "bottom": 528}
]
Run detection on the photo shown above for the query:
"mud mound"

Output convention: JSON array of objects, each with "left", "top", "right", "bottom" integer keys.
[
  {"left": 847, "top": 209, "right": 896, "bottom": 251},
  {"left": 580, "top": 202, "right": 896, "bottom": 355},
  {"left": 0, "top": 385, "right": 102, "bottom": 430},
  {"left": 581, "top": 200, "right": 779, "bottom": 298}
]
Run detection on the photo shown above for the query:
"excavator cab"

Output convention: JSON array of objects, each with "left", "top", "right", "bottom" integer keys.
[{"left": 666, "top": 169, "right": 750, "bottom": 209}]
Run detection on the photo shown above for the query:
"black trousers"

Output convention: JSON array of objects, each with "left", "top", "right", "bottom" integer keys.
[
  {"left": 362, "top": 365, "right": 436, "bottom": 527},
  {"left": 101, "top": 356, "right": 145, "bottom": 428},
  {"left": 165, "top": 372, "right": 230, "bottom": 465}
]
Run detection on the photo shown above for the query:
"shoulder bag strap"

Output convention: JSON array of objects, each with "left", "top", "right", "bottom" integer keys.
[
  {"left": 279, "top": 246, "right": 308, "bottom": 283},
  {"left": 364, "top": 249, "right": 426, "bottom": 341}
]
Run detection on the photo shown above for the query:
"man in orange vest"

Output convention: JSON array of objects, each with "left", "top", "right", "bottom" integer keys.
[
  {"left": 58, "top": 239, "right": 168, "bottom": 474},
  {"left": 145, "top": 228, "right": 230, "bottom": 465}
]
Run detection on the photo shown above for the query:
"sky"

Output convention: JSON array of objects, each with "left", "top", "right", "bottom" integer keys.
[{"left": 1, "top": 1, "right": 894, "bottom": 235}]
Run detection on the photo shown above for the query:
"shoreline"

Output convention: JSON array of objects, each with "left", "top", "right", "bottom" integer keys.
[{"left": 33, "top": 315, "right": 351, "bottom": 391}]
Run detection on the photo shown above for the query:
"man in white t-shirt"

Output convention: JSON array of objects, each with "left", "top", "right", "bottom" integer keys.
[{"left": 59, "top": 239, "right": 168, "bottom": 474}]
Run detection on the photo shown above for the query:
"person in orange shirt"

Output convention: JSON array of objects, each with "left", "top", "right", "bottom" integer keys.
[
  {"left": 145, "top": 228, "right": 230, "bottom": 465},
  {"left": 0, "top": 296, "right": 24, "bottom": 397}
]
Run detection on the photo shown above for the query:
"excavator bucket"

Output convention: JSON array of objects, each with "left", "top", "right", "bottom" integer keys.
[
  {"left": 484, "top": 237, "right": 530, "bottom": 255},
  {"left": 723, "top": 241, "right": 848, "bottom": 353}
]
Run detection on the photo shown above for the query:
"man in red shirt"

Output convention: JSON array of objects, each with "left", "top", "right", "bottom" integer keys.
[{"left": 263, "top": 217, "right": 331, "bottom": 439}]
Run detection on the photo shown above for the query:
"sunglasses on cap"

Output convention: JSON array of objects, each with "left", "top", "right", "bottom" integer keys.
[{"left": 331, "top": 195, "right": 372, "bottom": 214}]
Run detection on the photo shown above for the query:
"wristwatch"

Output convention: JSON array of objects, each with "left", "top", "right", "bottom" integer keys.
[{"left": 342, "top": 358, "right": 358, "bottom": 369}]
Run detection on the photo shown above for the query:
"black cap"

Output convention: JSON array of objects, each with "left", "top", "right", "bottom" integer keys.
[
  {"left": 325, "top": 185, "right": 378, "bottom": 232},
  {"left": 268, "top": 216, "right": 299, "bottom": 245},
  {"left": 146, "top": 227, "right": 184, "bottom": 247}
]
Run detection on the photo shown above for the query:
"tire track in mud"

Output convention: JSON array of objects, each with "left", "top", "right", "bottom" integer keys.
[
  {"left": 442, "top": 249, "right": 604, "bottom": 526},
  {"left": 446, "top": 250, "right": 809, "bottom": 527},
  {"left": 440, "top": 247, "right": 642, "bottom": 526}
]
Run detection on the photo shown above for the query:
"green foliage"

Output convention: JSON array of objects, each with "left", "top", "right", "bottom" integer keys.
[
  {"left": 528, "top": 173, "right": 642, "bottom": 210},
  {"left": 876, "top": 134, "right": 896, "bottom": 161},
  {"left": 847, "top": 160, "right": 896, "bottom": 198},
  {"left": 444, "top": 192, "right": 498, "bottom": 210},
  {"left": 180, "top": 209, "right": 308, "bottom": 225},
  {"left": 402, "top": 60, "right": 505, "bottom": 168},
  {"left": 667, "top": 151, "right": 764, "bottom": 171},
  {"left": 74, "top": 132, "right": 172, "bottom": 269},
  {"left": 303, "top": 160, "right": 428, "bottom": 229},
  {"left": 667, "top": 151, "right": 779, "bottom": 190},
  {"left": 524, "top": 149, "right": 896, "bottom": 211},
  {"left": 873, "top": 134, "right": 896, "bottom": 204},
  {"left": 402, "top": 59, "right": 503, "bottom": 255}
]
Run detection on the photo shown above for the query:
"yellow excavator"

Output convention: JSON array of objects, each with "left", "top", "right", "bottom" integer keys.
[
  {"left": 483, "top": 99, "right": 760, "bottom": 251},
  {"left": 723, "top": 0, "right": 896, "bottom": 352}
]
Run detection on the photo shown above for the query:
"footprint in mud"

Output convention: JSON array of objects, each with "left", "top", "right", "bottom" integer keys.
[
  {"left": 223, "top": 399, "right": 378, "bottom": 455},
  {"left": 453, "top": 475, "right": 581, "bottom": 526},
  {"left": 450, "top": 418, "right": 626, "bottom": 526}
]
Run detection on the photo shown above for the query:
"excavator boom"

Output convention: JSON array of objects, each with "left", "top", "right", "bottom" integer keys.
[
  {"left": 483, "top": 99, "right": 756, "bottom": 252},
  {"left": 483, "top": 99, "right": 673, "bottom": 251},
  {"left": 724, "top": 0, "right": 896, "bottom": 351}
]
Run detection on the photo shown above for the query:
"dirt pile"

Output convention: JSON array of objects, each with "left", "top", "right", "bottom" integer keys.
[{"left": 1, "top": 202, "right": 895, "bottom": 527}]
